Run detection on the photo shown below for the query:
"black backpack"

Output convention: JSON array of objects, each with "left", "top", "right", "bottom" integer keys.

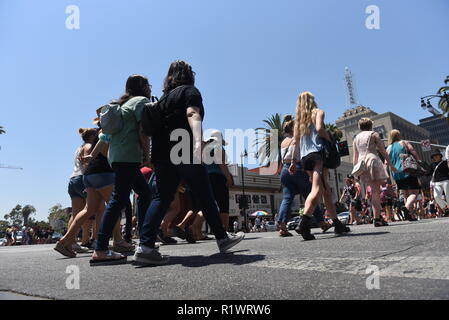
[
  {"left": 140, "top": 85, "right": 188, "bottom": 137},
  {"left": 322, "top": 131, "right": 341, "bottom": 169}
]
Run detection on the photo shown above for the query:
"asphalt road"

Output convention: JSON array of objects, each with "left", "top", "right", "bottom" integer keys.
[{"left": 1, "top": 218, "right": 449, "bottom": 300}]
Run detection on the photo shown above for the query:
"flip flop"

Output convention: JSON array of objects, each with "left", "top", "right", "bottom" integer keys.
[{"left": 89, "top": 250, "right": 127, "bottom": 266}]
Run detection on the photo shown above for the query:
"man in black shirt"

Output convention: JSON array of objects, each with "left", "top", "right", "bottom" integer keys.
[
  {"left": 134, "top": 61, "right": 245, "bottom": 265},
  {"left": 430, "top": 150, "right": 449, "bottom": 215}
]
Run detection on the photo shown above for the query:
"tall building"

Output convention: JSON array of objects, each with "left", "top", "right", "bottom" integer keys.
[
  {"left": 418, "top": 115, "right": 449, "bottom": 146},
  {"left": 336, "top": 106, "right": 432, "bottom": 163}
]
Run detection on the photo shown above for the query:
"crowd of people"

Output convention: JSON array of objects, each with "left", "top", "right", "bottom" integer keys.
[
  {"left": 52, "top": 60, "right": 448, "bottom": 266},
  {"left": 277, "top": 107, "right": 449, "bottom": 239},
  {"left": 54, "top": 61, "right": 244, "bottom": 266},
  {"left": 3, "top": 225, "right": 57, "bottom": 246}
]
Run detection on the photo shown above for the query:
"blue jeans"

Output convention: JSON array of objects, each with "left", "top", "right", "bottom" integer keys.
[
  {"left": 278, "top": 163, "right": 324, "bottom": 224},
  {"left": 96, "top": 163, "right": 151, "bottom": 251},
  {"left": 139, "top": 163, "right": 227, "bottom": 248}
]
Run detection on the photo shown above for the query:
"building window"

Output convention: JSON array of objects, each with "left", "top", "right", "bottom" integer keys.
[
  {"left": 252, "top": 195, "right": 260, "bottom": 204},
  {"left": 261, "top": 195, "right": 267, "bottom": 204},
  {"left": 373, "top": 126, "right": 386, "bottom": 140}
]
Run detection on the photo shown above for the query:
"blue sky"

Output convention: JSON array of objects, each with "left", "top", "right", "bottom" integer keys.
[{"left": 1, "top": 0, "right": 448, "bottom": 221}]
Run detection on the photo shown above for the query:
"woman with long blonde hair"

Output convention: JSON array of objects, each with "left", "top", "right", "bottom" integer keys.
[{"left": 289, "top": 91, "right": 350, "bottom": 240}]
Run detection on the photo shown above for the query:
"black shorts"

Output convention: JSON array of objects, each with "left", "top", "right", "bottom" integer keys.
[
  {"left": 351, "top": 199, "right": 362, "bottom": 211},
  {"left": 301, "top": 152, "right": 323, "bottom": 171},
  {"left": 209, "top": 174, "right": 229, "bottom": 213},
  {"left": 381, "top": 199, "right": 393, "bottom": 208},
  {"left": 396, "top": 176, "right": 420, "bottom": 191}
]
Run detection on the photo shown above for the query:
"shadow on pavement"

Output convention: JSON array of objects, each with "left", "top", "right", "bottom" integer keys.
[
  {"left": 303, "top": 231, "right": 390, "bottom": 241},
  {"left": 134, "top": 252, "right": 265, "bottom": 269}
]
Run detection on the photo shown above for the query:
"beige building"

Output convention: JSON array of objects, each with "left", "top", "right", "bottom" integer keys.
[{"left": 336, "top": 106, "right": 432, "bottom": 163}]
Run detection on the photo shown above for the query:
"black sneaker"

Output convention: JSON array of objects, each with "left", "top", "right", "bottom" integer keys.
[
  {"left": 374, "top": 218, "right": 388, "bottom": 227},
  {"left": 157, "top": 230, "right": 178, "bottom": 245},
  {"left": 173, "top": 226, "right": 186, "bottom": 240},
  {"left": 185, "top": 227, "right": 196, "bottom": 244},
  {"left": 333, "top": 218, "right": 351, "bottom": 234},
  {"left": 402, "top": 207, "right": 417, "bottom": 221},
  {"left": 297, "top": 216, "right": 316, "bottom": 241}
]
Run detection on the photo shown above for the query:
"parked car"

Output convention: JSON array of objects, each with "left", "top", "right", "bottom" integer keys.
[
  {"left": 287, "top": 217, "right": 301, "bottom": 230},
  {"left": 287, "top": 216, "right": 320, "bottom": 230},
  {"left": 337, "top": 212, "right": 350, "bottom": 225},
  {"left": 265, "top": 221, "right": 277, "bottom": 232},
  {"left": 14, "top": 231, "right": 23, "bottom": 245},
  {"left": 0, "top": 238, "right": 7, "bottom": 246},
  {"left": 51, "top": 232, "right": 62, "bottom": 243}
]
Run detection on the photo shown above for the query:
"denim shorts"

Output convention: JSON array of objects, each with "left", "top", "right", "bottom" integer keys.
[
  {"left": 83, "top": 172, "right": 115, "bottom": 190},
  {"left": 68, "top": 175, "right": 87, "bottom": 199}
]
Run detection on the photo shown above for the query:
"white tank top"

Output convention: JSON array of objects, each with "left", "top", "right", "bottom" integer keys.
[
  {"left": 70, "top": 146, "right": 85, "bottom": 178},
  {"left": 281, "top": 141, "right": 300, "bottom": 163}
]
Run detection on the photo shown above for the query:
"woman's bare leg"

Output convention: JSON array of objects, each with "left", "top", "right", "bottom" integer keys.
[
  {"left": 68, "top": 197, "right": 86, "bottom": 229},
  {"left": 60, "top": 189, "right": 102, "bottom": 246},
  {"left": 303, "top": 162, "right": 324, "bottom": 217},
  {"left": 321, "top": 168, "right": 337, "bottom": 219},
  {"left": 370, "top": 181, "right": 383, "bottom": 220},
  {"left": 160, "top": 192, "right": 181, "bottom": 237}
]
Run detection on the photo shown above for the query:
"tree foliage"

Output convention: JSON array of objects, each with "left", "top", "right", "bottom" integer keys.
[
  {"left": 4, "top": 205, "right": 23, "bottom": 226},
  {"left": 47, "top": 204, "right": 70, "bottom": 229},
  {"left": 255, "top": 113, "right": 286, "bottom": 167}
]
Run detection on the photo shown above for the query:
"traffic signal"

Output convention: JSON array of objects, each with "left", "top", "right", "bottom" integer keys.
[
  {"left": 338, "top": 141, "right": 349, "bottom": 157},
  {"left": 238, "top": 195, "right": 249, "bottom": 210}
]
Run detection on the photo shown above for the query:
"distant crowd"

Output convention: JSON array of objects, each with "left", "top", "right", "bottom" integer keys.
[{"left": 3, "top": 225, "right": 57, "bottom": 246}]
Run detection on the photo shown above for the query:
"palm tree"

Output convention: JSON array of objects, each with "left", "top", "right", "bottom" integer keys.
[
  {"left": 21, "top": 205, "right": 36, "bottom": 227},
  {"left": 437, "top": 76, "right": 449, "bottom": 123},
  {"left": 255, "top": 113, "right": 286, "bottom": 169},
  {"left": 325, "top": 123, "right": 343, "bottom": 142},
  {"left": 0, "top": 126, "right": 5, "bottom": 135}
]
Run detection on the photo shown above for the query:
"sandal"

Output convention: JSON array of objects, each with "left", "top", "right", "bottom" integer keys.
[
  {"left": 54, "top": 241, "right": 76, "bottom": 258},
  {"left": 112, "top": 240, "right": 135, "bottom": 253},
  {"left": 320, "top": 222, "right": 333, "bottom": 233},
  {"left": 279, "top": 231, "right": 293, "bottom": 237},
  {"left": 89, "top": 250, "right": 127, "bottom": 266}
]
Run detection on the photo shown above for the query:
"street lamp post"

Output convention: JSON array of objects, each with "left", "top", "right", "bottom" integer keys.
[
  {"left": 240, "top": 149, "right": 248, "bottom": 232},
  {"left": 420, "top": 92, "right": 449, "bottom": 115}
]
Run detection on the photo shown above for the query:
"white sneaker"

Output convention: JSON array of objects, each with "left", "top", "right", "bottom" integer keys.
[
  {"left": 132, "top": 245, "right": 169, "bottom": 266},
  {"left": 217, "top": 232, "right": 245, "bottom": 253},
  {"left": 72, "top": 243, "right": 89, "bottom": 253}
]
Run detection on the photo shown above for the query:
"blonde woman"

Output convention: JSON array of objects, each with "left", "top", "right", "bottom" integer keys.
[
  {"left": 386, "top": 130, "right": 420, "bottom": 221},
  {"left": 353, "top": 118, "right": 396, "bottom": 227},
  {"left": 288, "top": 91, "right": 350, "bottom": 240}
]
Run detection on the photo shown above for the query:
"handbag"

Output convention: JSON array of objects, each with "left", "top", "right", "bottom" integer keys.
[
  {"left": 400, "top": 144, "right": 421, "bottom": 176},
  {"left": 351, "top": 132, "right": 374, "bottom": 177}
]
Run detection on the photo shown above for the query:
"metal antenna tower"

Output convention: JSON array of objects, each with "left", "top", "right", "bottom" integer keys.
[
  {"left": 344, "top": 67, "right": 360, "bottom": 108},
  {"left": 0, "top": 163, "right": 23, "bottom": 170}
]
